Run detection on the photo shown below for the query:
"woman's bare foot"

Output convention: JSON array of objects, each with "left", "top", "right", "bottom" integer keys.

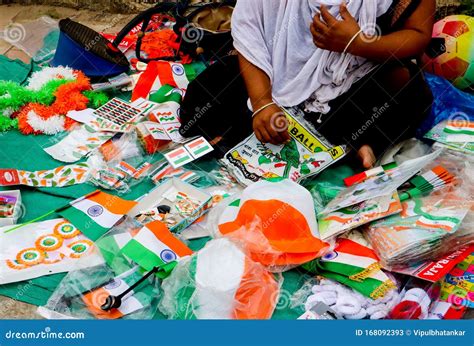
[{"left": 358, "top": 145, "right": 376, "bottom": 169}]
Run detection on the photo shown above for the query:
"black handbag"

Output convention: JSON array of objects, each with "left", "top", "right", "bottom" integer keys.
[{"left": 176, "top": 0, "right": 236, "bottom": 60}]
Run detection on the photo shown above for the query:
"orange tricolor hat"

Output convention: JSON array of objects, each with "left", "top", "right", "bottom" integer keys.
[{"left": 218, "top": 180, "right": 328, "bottom": 268}]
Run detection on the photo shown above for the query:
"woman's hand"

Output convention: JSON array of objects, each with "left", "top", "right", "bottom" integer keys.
[
  {"left": 253, "top": 105, "right": 291, "bottom": 145},
  {"left": 310, "top": 4, "right": 361, "bottom": 53}
]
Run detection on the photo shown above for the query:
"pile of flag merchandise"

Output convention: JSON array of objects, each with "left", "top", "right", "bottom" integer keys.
[{"left": 0, "top": 10, "right": 473, "bottom": 323}]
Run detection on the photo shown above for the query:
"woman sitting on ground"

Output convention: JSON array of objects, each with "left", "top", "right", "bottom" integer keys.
[{"left": 180, "top": 0, "right": 436, "bottom": 168}]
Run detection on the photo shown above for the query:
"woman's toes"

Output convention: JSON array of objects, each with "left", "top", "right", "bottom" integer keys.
[{"left": 358, "top": 145, "right": 376, "bottom": 169}]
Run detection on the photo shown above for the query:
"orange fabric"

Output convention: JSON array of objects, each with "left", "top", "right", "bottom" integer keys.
[
  {"left": 88, "top": 191, "right": 137, "bottom": 214},
  {"left": 219, "top": 199, "right": 328, "bottom": 266},
  {"left": 335, "top": 239, "right": 379, "bottom": 261},
  {"left": 141, "top": 29, "right": 178, "bottom": 60},
  {"left": 146, "top": 221, "right": 193, "bottom": 258},
  {"left": 232, "top": 257, "right": 279, "bottom": 320}
]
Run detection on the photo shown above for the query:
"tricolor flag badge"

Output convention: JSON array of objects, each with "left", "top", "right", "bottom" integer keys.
[
  {"left": 444, "top": 121, "right": 474, "bottom": 136},
  {"left": 164, "top": 147, "right": 194, "bottom": 169},
  {"left": 185, "top": 137, "right": 214, "bottom": 159},
  {"left": 121, "top": 221, "right": 193, "bottom": 278},
  {"left": 59, "top": 191, "right": 137, "bottom": 241}
]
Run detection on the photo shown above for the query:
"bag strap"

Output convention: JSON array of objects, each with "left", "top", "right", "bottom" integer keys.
[
  {"left": 111, "top": 2, "right": 177, "bottom": 63},
  {"left": 111, "top": 2, "right": 178, "bottom": 53}
]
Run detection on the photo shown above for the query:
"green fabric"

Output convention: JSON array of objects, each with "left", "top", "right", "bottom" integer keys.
[
  {"left": 59, "top": 206, "right": 110, "bottom": 242},
  {"left": 0, "top": 273, "right": 66, "bottom": 306},
  {"left": 0, "top": 56, "right": 34, "bottom": 84},
  {"left": 121, "top": 239, "right": 166, "bottom": 272}
]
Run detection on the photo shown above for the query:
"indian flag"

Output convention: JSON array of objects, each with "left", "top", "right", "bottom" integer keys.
[
  {"left": 83, "top": 268, "right": 157, "bottom": 319},
  {"left": 305, "top": 239, "right": 396, "bottom": 299},
  {"left": 159, "top": 238, "right": 279, "bottom": 319},
  {"left": 416, "top": 215, "right": 462, "bottom": 232},
  {"left": 410, "top": 166, "right": 454, "bottom": 194},
  {"left": 59, "top": 191, "right": 137, "bottom": 241},
  {"left": 149, "top": 84, "right": 183, "bottom": 104},
  {"left": 96, "top": 232, "right": 134, "bottom": 274},
  {"left": 402, "top": 199, "right": 467, "bottom": 233},
  {"left": 132, "top": 61, "right": 196, "bottom": 101},
  {"left": 444, "top": 121, "right": 474, "bottom": 136},
  {"left": 121, "top": 221, "right": 193, "bottom": 278},
  {"left": 151, "top": 163, "right": 185, "bottom": 183},
  {"left": 165, "top": 147, "right": 193, "bottom": 168}
]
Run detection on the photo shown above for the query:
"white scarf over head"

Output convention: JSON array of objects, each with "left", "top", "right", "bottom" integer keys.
[{"left": 232, "top": 0, "right": 393, "bottom": 114}]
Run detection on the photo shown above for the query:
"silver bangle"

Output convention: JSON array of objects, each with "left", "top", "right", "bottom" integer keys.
[
  {"left": 252, "top": 101, "right": 276, "bottom": 118},
  {"left": 343, "top": 29, "right": 363, "bottom": 54}
]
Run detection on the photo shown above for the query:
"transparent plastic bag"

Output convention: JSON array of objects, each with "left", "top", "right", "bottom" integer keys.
[
  {"left": 296, "top": 278, "right": 400, "bottom": 320},
  {"left": 149, "top": 160, "right": 220, "bottom": 189},
  {"left": 179, "top": 185, "right": 242, "bottom": 241},
  {"left": 418, "top": 73, "right": 474, "bottom": 138},
  {"left": 302, "top": 238, "right": 397, "bottom": 300},
  {"left": 39, "top": 264, "right": 161, "bottom": 320},
  {"left": 38, "top": 217, "right": 194, "bottom": 320},
  {"left": 366, "top": 151, "right": 474, "bottom": 269},
  {"left": 207, "top": 179, "right": 329, "bottom": 272},
  {"left": 387, "top": 278, "right": 441, "bottom": 320},
  {"left": 3, "top": 17, "right": 59, "bottom": 63},
  {"left": 159, "top": 238, "right": 281, "bottom": 320},
  {"left": 88, "top": 132, "right": 158, "bottom": 193}
]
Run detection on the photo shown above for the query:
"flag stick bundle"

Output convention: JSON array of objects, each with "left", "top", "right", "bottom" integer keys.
[{"left": 400, "top": 166, "right": 457, "bottom": 202}]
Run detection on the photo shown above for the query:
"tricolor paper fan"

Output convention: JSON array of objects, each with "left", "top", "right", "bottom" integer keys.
[{"left": 422, "top": 15, "right": 474, "bottom": 90}]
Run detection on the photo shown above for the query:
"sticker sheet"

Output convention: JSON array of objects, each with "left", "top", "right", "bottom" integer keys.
[
  {"left": 90, "top": 98, "right": 144, "bottom": 133},
  {"left": 318, "top": 192, "right": 402, "bottom": 240},
  {"left": 0, "top": 218, "right": 104, "bottom": 284},
  {"left": 149, "top": 100, "right": 181, "bottom": 125},
  {"left": 144, "top": 122, "right": 186, "bottom": 143},
  {"left": 44, "top": 124, "right": 115, "bottom": 163},
  {"left": 222, "top": 110, "right": 346, "bottom": 186},
  {"left": 0, "top": 163, "right": 91, "bottom": 188}
]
